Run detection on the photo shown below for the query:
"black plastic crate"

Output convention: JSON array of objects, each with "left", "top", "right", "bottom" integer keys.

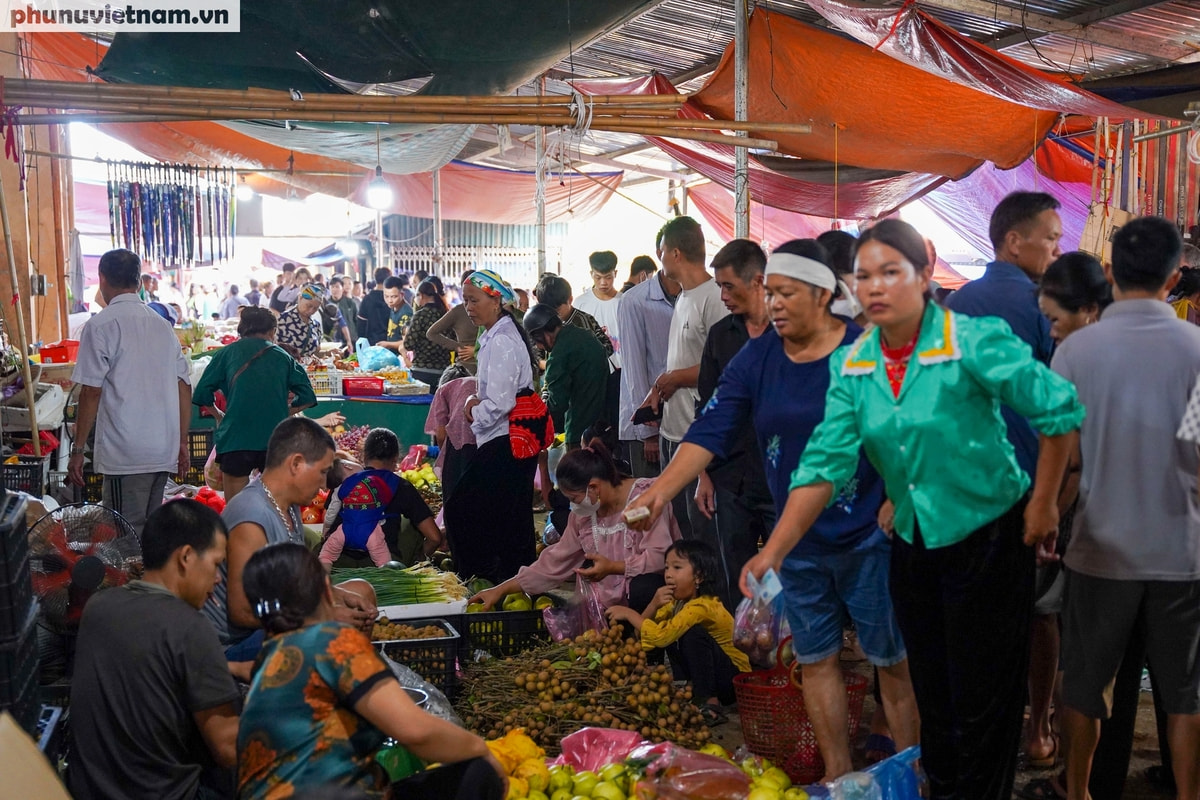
[
  {"left": 0, "top": 456, "right": 45, "bottom": 496},
  {"left": 0, "top": 552, "right": 32, "bottom": 636},
  {"left": 0, "top": 604, "right": 40, "bottom": 735},
  {"left": 373, "top": 618, "right": 459, "bottom": 698},
  {"left": 463, "top": 610, "right": 549, "bottom": 659},
  {"left": 188, "top": 429, "right": 215, "bottom": 465},
  {"left": 0, "top": 488, "right": 28, "bottom": 565}
]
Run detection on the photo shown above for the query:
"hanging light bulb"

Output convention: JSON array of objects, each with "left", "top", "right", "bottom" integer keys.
[
  {"left": 286, "top": 186, "right": 303, "bottom": 204},
  {"left": 340, "top": 239, "right": 360, "bottom": 258},
  {"left": 235, "top": 175, "right": 255, "bottom": 202},
  {"left": 366, "top": 126, "right": 393, "bottom": 210},
  {"left": 366, "top": 166, "right": 392, "bottom": 210}
]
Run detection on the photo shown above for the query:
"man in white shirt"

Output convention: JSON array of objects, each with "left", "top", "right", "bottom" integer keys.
[
  {"left": 68, "top": 248, "right": 192, "bottom": 535},
  {"left": 645, "top": 217, "right": 728, "bottom": 540},
  {"left": 574, "top": 250, "right": 623, "bottom": 426}
]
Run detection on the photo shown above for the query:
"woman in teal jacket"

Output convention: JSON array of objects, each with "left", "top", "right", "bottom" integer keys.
[{"left": 742, "top": 220, "right": 1084, "bottom": 800}]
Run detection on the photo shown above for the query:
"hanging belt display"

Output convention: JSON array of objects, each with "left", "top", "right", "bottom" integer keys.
[{"left": 104, "top": 159, "right": 234, "bottom": 267}]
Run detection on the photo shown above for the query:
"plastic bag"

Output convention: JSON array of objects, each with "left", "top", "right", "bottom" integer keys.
[
  {"left": 551, "top": 727, "right": 643, "bottom": 771},
  {"left": 627, "top": 740, "right": 752, "bottom": 800},
  {"left": 861, "top": 746, "right": 926, "bottom": 800},
  {"left": 380, "top": 653, "right": 462, "bottom": 726},
  {"left": 355, "top": 337, "right": 401, "bottom": 371},
  {"left": 543, "top": 574, "right": 608, "bottom": 641},
  {"left": 733, "top": 568, "right": 787, "bottom": 669}
]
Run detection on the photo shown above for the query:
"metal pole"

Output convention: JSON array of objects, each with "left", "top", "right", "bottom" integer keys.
[
  {"left": 535, "top": 135, "right": 547, "bottom": 277},
  {"left": 733, "top": 0, "right": 750, "bottom": 238},
  {"left": 431, "top": 167, "right": 444, "bottom": 273}
]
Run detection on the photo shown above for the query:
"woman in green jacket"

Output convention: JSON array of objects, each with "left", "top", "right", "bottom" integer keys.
[
  {"left": 742, "top": 220, "right": 1085, "bottom": 800},
  {"left": 192, "top": 307, "right": 319, "bottom": 500}
]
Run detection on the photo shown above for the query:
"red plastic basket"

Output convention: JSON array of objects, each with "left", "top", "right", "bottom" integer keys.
[
  {"left": 40, "top": 339, "right": 79, "bottom": 364},
  {"left": 733, "top": 637, "right": 869, "bottom": 785},
  {"left": 341, "top": 375, "right": 384, "bottom": 396}
]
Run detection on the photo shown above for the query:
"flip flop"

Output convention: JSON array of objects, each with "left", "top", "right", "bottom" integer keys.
[
  {"left": 697, "top": 704, "right": 728, "bottom": 727},
  {"left": 863, "top": 733, "right": 896, "bottom": 764},
  {"left": 1016, "top": 776, "right": 1067, "bottom": 800}
]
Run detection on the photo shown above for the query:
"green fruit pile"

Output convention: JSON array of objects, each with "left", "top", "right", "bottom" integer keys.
[{"left": 456, "top": 626, "right": 712, "bottom": 754}]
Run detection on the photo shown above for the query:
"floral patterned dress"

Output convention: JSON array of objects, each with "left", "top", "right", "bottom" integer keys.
[{"left": 237, "top": 622, "right": 394, "bottom": 799}]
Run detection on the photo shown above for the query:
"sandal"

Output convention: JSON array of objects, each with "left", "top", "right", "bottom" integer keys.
[
  {"left": 863, "top": 733, "right": 896, "bottom": 765},
  {"left": 1016, "top": 776, "right": 1067, "bottom": 800},
  {"left": 1018, "top": 734, "right": 1059, "bottom": 770},
  {"left": 697, "top": 704, "right": 728, "bottom": 727}
]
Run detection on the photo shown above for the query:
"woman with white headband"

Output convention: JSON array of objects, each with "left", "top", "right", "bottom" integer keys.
[
  {"left": 625, "top": 237, "right": 918, "bottom": 782},
  {"left": 740, "top": 219, "right": 1085, "bottom": 800}
]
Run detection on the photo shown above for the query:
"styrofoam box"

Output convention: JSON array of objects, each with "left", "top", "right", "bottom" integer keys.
[
  {"left": 1, "top": 383, "right": 67, "bottom": 430},
  {"left": 378, "top": 599, "right": 467, "bottom": 620}
]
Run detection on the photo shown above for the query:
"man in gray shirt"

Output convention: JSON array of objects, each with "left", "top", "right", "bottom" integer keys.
[
  {"left": 203, "top": 417, "right": 377, "bottom": 660},
  {"left": 1050, "top": 216, "right": 1200, "bottom": 800},
  {"left": 71, "top": 500, "right": 239, "bottom": 800}
]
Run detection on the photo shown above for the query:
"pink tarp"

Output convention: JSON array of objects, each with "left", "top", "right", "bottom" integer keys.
[
  {"left": 574, "top": 75, "right": 949, "bottom": 219},
  {"left": 688, "top": 182, "right": 969, "bottom": 288},
  {"left": 919, "top": 160, "right": 1091, "bottom": 260}
]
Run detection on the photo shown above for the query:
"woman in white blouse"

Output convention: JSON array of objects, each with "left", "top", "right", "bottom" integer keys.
[{"left": 444, "top": 270, "right": 547, "bottom": 583}]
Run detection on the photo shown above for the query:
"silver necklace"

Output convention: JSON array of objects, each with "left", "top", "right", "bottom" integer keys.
[{"left": 261, "top": 481, "right": 295, "bottom": 536}]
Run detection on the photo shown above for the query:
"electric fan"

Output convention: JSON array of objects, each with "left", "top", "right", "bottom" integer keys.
[{"left": 27, "top": 502, "right": 141, "bottom": 633}]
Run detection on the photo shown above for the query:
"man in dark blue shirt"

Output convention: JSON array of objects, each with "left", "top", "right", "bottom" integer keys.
[
  {"left": 945, "top": 191, "right": 1061, "bottom": 480},
  {"left": 944, "top": 190, "right": 1062, "bottom": 776}
]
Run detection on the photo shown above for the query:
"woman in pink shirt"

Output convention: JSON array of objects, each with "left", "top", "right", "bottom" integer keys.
[
  {"left": 469, "top": 442, "right": 680, "bottom": 613},
  {"left": 424, "top": 367, "right": 478, "bottom": 500}
]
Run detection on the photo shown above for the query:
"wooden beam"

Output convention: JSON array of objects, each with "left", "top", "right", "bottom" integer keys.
[
  {"left": 919, "top": 0, "right": 1193, "bottom": 62},
  {"left": 985, "top": 0, "right": 1175, "bottom": 51}
]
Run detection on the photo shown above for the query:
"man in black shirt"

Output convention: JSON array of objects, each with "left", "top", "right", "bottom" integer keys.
[
  {"left": 69, "top": 500, "right": 241, "bottom": 800},
  {"left": 695, "top": 239, "right": 775, "bottom": 610},
  {"left": 357, "top": 267, "right": 393, "bottom": 345}
]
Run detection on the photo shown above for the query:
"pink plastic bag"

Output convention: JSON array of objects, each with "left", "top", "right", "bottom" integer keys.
[
  {"left": 551, "top": 728, "right": 643, "bottom": 771},
  {"left": 543, "top": 574, "right": 608, "bottom": 641}
]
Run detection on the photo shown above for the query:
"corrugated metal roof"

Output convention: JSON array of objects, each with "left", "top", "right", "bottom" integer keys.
[{"left": 459, "top": 0, "right": 1200, "bottom": 174}]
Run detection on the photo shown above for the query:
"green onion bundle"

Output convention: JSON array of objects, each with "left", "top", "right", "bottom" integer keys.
[{"left": 332, "top": 564, "right": 469, "bottom": 606}]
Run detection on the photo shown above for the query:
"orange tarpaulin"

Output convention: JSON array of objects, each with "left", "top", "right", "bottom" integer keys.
[
  {"left": 20, "top": 33, "right": 621, "bottom": 224},
  {"left": 692, "top": 9, "right": 1060, "bottom": 179}
]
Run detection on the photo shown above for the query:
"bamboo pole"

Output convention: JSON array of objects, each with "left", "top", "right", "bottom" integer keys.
[
  {"left": 10, "top": 79, "right": 686, "bottom": 108},
  {"left": 13, "top": 93, "right": 809, "bottom": 133},
  {"left": 0, "top": 169, "right": 42, "bottom": 456},
  {"left": 14, "top": 108, "right": 805, "bottom": 141},
  {"left": 602, "top": 125, "right": 777, "bottom": 150}
]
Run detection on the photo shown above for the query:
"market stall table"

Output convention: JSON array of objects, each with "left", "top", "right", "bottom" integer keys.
[{"left": 192, "top": 392, "right": 433, "bottom": 449}]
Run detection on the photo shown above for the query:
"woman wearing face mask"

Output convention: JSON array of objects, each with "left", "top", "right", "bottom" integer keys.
[
  {"left": 740, "top": 220, "right": 1085, "bottom": 800},
  {"left": 468, "top": 441, "right": 680, "bottom": 613},
  {"left": 625, "top": 238, "right": 917, "bottom": 782}
]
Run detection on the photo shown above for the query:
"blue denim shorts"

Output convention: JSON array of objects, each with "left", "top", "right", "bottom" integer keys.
[{"left": 779, "top": 528, "right": 906, "bottom": 666}]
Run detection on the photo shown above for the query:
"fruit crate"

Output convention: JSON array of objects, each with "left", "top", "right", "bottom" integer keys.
[
  {"left": 309, "top": 369, "right": 341, "bottom": 397},
  {"left": 463, "top": 610, "right": 550, "bottom": 659},
  {"left": 0, "top": 603, "right": 40, "bottom": 735},
  {"left": 187, "top": 429, "right": 215, "bottom": 465},
  {"left": 373, "top": 618, "right": 459, "bottom": 698},
  {"left": 0, "top": 455, "right": 48, "bottom": 496}
]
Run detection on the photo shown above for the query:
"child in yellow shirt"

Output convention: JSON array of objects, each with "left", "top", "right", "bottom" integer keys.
[{"left": 606, "top": 540, "right": 749, "bottom": 725}]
